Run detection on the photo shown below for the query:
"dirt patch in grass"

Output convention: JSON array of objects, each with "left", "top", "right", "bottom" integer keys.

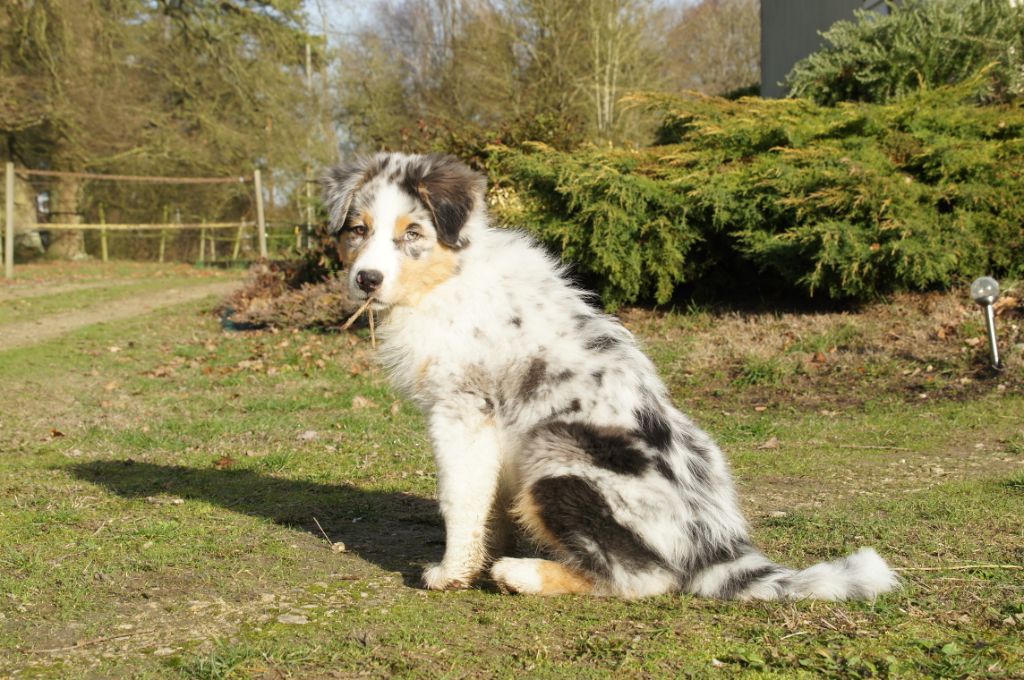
[{"left": 0, "top": 280, "right": 241, "bottom": 351}]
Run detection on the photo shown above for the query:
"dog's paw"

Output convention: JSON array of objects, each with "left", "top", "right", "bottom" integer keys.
[
  {"left": 422, "top": 563, "right": 472, "bottom": 591},
  {"left": 490, "top": 557, "right": 541, "bottom": 594}
]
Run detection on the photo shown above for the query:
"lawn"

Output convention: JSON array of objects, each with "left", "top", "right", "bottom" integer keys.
[{"left": 1, "top": 264, "right": 1022, "bottom": 678}]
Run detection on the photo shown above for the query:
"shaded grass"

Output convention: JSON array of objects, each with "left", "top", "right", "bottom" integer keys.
[{"left": 1, "top": 274, "right": 1022, "bottom": 678}]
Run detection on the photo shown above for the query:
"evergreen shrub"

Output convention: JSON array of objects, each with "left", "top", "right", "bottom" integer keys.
[
  {"left": 486, "top": 85, "right": 1024, "bottom": 306},
  {"left": 786, "top": 0, "right": 1024, "bottom": 105}
]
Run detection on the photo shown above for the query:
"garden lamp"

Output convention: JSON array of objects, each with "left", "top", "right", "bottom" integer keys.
[{"left": 970, "top": 276, "right": 1001, "bottom": 370}]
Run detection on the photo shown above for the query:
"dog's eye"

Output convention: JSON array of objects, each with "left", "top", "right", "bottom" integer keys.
[
  {"left": 403, "top": 226, "right": 422, "bottom": 242},
  {"left": 349, "top": 225, "right": 368, "bottom": 238}
]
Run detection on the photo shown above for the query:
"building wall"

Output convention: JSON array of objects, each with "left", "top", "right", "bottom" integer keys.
[{"left": 760, "top": 0, "right": 883, "bottom": 98}]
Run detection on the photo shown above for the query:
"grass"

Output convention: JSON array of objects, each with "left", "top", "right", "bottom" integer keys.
[{"left": 1, "top": 264, "right": 1022, "bottom": 678}]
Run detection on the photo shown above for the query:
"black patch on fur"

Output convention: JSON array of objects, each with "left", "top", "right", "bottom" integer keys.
[
  {"left": 509, "top": 316, "right": 522, "bottom": 328},
  {"left": 541, "top": 421, "right": 649, "bottom": 476},
  {"left": 573, "top": 313, "right": 591, "bottom": 330},
  {"left": 633, "top": 405, "right": 672, "bottom": 450},
  {"left": 530, "top": 475, "right": 664, "bottom": 577},
  {"left": 518, "top": 357, "right": 547, "bottom": 401},
  {"left": 680, "top": 431, "right": 712, "bottom": 462},
  {"left": 718, "top": 565, "right": 782, "bottom": 600},
  {"left": 654, "top": 456, "right": 677, "bottom": 484},
  {"left": 546, "top": 398, "right": 583, "bottom": 420},
  {"left": 591, "top": 370, "right": 604, "bottom": 386},
  {"left": 553, "top": 369, "right": 574, "bottom": 383},
  {"left": 684, "top": 525, "right": 753, "bottom": 574},
  {"left": 585, "top": 335, "right": 620, "bottom": 352},
  {"left": 399, "top": 154, "right": 485, "bottom": 250}
]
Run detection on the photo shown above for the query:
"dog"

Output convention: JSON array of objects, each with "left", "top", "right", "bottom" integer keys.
[{"left": 322, "top": 152, "right": 899, "bottom": 599}]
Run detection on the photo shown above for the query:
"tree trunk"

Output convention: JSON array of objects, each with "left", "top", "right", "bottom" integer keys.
[{"left": 46, "top": 172, "right": 87, "bottom": 260}]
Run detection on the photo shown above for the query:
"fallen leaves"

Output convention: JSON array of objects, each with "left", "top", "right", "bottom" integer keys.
[
  {"left": 149, "top": 365, "right": 176, "bottom": 378},
  {"left": 994, "top": 295, "right": 1020, "bottom": 317},
  {"left": 213, "top": 455, "right": 237, "bottom": 470},
  {"left": 220, "top": 263, "right": 363, "bottom": 331},
  {"left": 351, "top": 395, "right": 378, "bottom": 410},
  {"left": 236, "top": 358, "right": 264, "bottom": 372}
]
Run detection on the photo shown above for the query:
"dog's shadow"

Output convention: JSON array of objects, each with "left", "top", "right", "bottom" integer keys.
[{"left": 68, "top": 460, "right": 442, "bottom": 587}]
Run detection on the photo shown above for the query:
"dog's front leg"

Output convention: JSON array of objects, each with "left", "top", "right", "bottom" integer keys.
[{"left": 422, "top": 408, "right": 501, "bottom": 590}]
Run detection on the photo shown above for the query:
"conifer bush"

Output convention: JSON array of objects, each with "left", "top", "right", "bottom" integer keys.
[
  {"left": 785, "top": 0, "right": 1024, "bottom": 105},
  {"left": 486, "top": 85, "right": 1024, "bottom": 306}
]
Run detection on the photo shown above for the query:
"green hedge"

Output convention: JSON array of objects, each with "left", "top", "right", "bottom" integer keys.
[
  {"left": 786, "top": 0, "right": 1024, "bottom": 106},
  {"left": 485, "top": 86, "right": 1024, "bottom": 307}
]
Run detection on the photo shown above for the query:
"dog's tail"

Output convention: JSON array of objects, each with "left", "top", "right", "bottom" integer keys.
[{"left": 688, "top": 547, "right": 899, "bottom": 601}]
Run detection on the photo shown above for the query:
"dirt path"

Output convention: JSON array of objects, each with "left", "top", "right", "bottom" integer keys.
[{"left": 0, "top": 280, "right": 240, "bottom": 351}]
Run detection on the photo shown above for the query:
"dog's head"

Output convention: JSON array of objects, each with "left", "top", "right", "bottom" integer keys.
[{"left": 322, "top": 153, "right": 486, "bottom": 308}]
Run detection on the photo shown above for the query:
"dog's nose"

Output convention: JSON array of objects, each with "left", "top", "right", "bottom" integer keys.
[{"left": 356, "top": 269, "right": 383, "bottom": 294}]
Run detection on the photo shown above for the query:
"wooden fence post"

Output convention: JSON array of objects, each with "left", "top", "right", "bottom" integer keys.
[
  {"left": 99, "top": 203, "right": 109, "bottom": 262},
  {"left": 232, "top": 220, "right": 245, "bottom": 261},
  {"left": 208, "top": 223, "right": 217, "bottom": 262},
  {"left": 199, "top": 221, "right": 207, "bottom": 263},
  {"left": 5, "top": 162, "right": 14, "bottom": 279},
  {"left": 254, "top": 169, "right": 267, "bottom": 258},
  {"left": 159, "top": 206, "right": 168, "bottom": 263}
]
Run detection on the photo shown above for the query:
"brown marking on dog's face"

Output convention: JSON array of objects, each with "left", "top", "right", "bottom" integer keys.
[
  {"left": 389, "top": 239, "right": 459, "bottom": 306},
  {"left": 535, "top": 561, "right": 595, "bottom": 595},
  {"left": 393, "top": 214, "right": 414, "bottom": 240}
]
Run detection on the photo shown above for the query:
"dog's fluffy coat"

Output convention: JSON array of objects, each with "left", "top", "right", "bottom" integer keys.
[{"left": 323, "top": 152, "right": 899, "bottom": 599}]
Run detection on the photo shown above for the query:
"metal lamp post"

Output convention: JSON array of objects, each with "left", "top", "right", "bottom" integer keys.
[{"left": 970, "top": 276, "right": 1001, "bottom": 370}]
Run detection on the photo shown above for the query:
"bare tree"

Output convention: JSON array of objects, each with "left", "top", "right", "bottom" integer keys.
[
  {"left": 334, "top": 0, "right": 665, "bottom": 149},
  {"left": 663, "top": 0, "right": 760, "bottom": 96},
  {"left": 587, "top": 0, "right": 660, "bottom": 139}
]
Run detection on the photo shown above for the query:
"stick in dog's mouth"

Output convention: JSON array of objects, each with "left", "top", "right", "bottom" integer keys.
[{"left": 340, "top": 296, "right": 377, "bottom": 349}]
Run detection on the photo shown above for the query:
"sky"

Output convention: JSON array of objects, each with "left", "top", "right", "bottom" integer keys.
[{"left": 302, "top": 0, "right": 698, "bottom": 44}]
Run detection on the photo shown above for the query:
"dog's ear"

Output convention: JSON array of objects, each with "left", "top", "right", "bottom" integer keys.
[
  {"left": 321, "top": 158, "right": 372, "bottom": 233},
  {"left": 404, "top": 154, "right": 486, "bottom": 249}
]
